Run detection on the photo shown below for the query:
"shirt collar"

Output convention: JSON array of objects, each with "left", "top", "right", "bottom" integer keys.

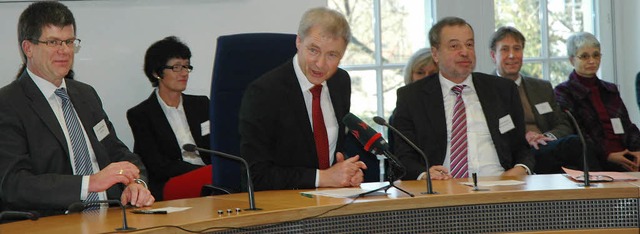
[
  {"left": 155, "top": 88, "right": 183, "bottom": 111},
  {"left": 496, "top": 70, "right": 522, "bottom": 86},
  {"left": 439, "top": 72, "right": 474, "bottom": 98},
  {"left": 293, "top": 54, "right": 327, "bottom": 92},
  {"left": 27, "top": 68, "right": 67, "bottom": 99}
]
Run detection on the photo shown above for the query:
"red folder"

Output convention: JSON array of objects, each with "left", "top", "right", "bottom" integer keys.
[{"left": 163, "top": 165, "right": 212, "bottom": 200}]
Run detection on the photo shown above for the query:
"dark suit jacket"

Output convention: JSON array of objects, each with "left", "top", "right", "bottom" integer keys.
[
  {"left": 239, "top": 59, "right": 351, "bottom": 191},
  {"left": 498, "top": 73, "right": 573, "bottom": 138},
  {"left": 0, "top": 71, "right": 147, "bottom": 216},
  {"left": 392, "top": 72, "right": 534, "bottom": 179},
  {"left": 126, "top": 92, "right": 211, "bottom": 200}
]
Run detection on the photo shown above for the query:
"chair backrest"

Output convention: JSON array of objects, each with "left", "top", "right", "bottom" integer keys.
[
  {"left": 210, "top": 33, "right": 297, "bottom": 191},
  {"left": 163, "top": 165, "right": 212, "bottom": 200}
]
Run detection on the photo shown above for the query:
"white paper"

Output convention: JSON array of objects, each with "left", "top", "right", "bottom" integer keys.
[
  {"left": 459, "top": 180, "right": 525, "bottom": 187},
  {"left": 150, "top": 207, "right": 191, "bottom": 213}
]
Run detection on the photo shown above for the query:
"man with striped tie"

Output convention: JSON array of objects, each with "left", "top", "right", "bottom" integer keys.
[
  {"left": 0, "top": 1, "right": 154, "bottom": 217},
  {"left": 392, "top": 17, "right": 534, "bottom": 180}
]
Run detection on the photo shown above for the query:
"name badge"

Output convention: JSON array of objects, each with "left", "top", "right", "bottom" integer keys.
[
  {"left": 201, "top": 120, "right": 210, "bottom": 136},
  {"left": 534, "top": 102, "right": 552, "bottom": 115},
  {"left": 498, "top": 115, "right": 515, "bottom": 134},
  {"left": 611, "top": 118, "right": 624, "bottom": 134},
  {"left": 93, "top": 119, "right": 109, "bottom": 141}
]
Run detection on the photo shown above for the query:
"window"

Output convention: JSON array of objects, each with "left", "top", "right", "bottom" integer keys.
[
  {"left": 328, "top": 0, "right": 434, "bottom": 129},
  {"left": 495, "top": 0, "right": 596, "bottom": 86}
]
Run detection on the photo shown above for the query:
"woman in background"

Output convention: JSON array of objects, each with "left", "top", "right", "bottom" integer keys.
[
  {"left": 554, "top": 32, "right": 640, "bottom": 172},
  {"left": 403, "top": 47, "right": 438, "bottom": 85},
  {"left": 127, "top": 36, "right": 211, "bottom": 200}
]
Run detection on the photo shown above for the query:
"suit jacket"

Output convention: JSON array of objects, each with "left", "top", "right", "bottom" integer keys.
[
  {"left": 0, "top": 71, "right": 147, "bottom": 216},
  {"left": 495, "top": 73, "right": 574, "bottom": 138},
  {"left": 392, "top": 72, "right": 534, "bottom": 179},
  {"left": 239, "top": 59, "right": 351, "bottom": 191},
  {"left": 126, "top": 92, "right": 211, "bottom": 200}
]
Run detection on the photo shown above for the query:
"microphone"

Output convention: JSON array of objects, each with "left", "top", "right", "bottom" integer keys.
[
  {"left": 564, "top": 109, "right": 590, "bottom": 187},
  {"left": 66, "top": 200, "right": 135, "bottom": 231},
  {"left": 342, "top": 113, "right": 405, "bottom": 173},
  {"left": 182, "top": 144, "right": 260, "bottom": 210},
  {"left": 343, "top": 113, "right": 414, "bottom": 197},
  {"left": 373, "top": 116, "right": 436, "bottom": 194},
  {"left": 0, "top": 211, "right": 39, "bottom": 221}
]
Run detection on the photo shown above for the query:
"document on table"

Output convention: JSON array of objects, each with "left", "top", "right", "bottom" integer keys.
[
  {"left": 459, "top": 180, "right": 525, "bottom": 187},
  {"left": 301, "top": 183, "right": 390, "bottom": 198}
]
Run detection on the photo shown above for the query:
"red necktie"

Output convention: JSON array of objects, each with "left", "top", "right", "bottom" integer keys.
[
  {"left": 310, "top": 85, "right": 330, "bottom": 169},
  {"left": 450, "top": 85, "right": 468, "bottom": 178}
]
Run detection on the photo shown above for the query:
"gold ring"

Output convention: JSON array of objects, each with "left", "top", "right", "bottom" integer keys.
[{"left": 118, "top": 169, "right": 124, "bottom": 175}]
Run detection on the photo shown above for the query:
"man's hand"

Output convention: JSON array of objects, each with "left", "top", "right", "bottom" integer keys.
[
  {"left": 88, "top": 161, "right": 140, "bottom": 193},
  {"left": 502, "top": 165, "right": 528, "bottom": 177},
  {"left": 428, "top": 165, "right": 452, "bottom": 180},
  {"left": 608, "top": 150, "right": 640, "bottom": 172},
  {"left": 121, "top": 183, "right": 155, "bottom": 207},
  {"left": 318, "top": 153, "right": 368, "bottom": 187},
  {"left": 525, "top": 131, "right": 554, "bottom": 150}
]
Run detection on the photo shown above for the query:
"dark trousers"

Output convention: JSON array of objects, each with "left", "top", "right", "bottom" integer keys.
[{"left": 532, "top": 135, "right": 602, "bottom": 174}]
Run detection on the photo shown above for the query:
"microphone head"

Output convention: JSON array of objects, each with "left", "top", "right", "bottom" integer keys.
[
  {"left": 342, "top": 113, "right": 389, "bottom": 154},
  {"left": 182, "top": 144, "right": 197, "bottom": 152},
  {"left": 372, "top": 116, "right": 388, "bottom": 126}
]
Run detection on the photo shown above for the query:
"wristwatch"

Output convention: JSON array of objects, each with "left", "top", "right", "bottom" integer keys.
[{"left": 134, "top": 178, "right": 148, "bottom": 189}]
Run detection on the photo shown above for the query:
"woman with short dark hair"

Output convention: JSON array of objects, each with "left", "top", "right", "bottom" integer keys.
[{"left": 127, "top": 36, "right": 211, "bottom": 200}]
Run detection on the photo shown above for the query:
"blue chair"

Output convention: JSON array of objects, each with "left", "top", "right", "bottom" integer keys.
[{"left": 210, "top": 33, "right": 297, "bottom": 192}]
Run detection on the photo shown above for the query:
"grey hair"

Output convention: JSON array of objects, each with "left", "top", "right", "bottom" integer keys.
[
  {"left": 566, "top": 32, "right": 600, "bottom": 57},
  {"left": 297, "top": 7, "right": 351, "bottom": 45},
  {"left": 429, "top": 16, "right": 473, "bottom": 49},
  {"left": 403, "top": 48, "right": 435, "bottom": 85}
]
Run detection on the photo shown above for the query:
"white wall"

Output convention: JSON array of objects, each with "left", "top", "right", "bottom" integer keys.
[
  {"left": 0, "top": 0, "right": 324, "bottom": 148},
  {"left": 612, "top": 0, "right": 640, "bottom": 124}
]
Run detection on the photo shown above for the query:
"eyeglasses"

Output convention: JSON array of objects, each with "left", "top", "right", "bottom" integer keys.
[
  {"left": 163, "top": 65, "right": 193, "bottom": 73},
  {"left": 31, "top": 38, "right": 81, "bottom": 49},
  {"left": 575, "top": 52, "right": 602, "bottom": 61}
]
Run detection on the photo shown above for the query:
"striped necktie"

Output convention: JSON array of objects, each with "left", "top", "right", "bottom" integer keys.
[
  {"left": 55, "top": 88, "right": 99, "bottom": 203},
  {"left": 450, "top": 85, "right": 468, "bottom": 178}
]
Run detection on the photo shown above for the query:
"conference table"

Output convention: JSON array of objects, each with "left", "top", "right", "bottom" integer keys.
[{"left": 2, "top": 174, "right": 640, "bottom": 233}]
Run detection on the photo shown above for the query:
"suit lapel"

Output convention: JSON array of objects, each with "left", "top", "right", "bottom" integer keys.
[
  {"left": 283, "top": 64, "right": 317, "bottom": 157},
  {"left": 182, "top": 95, "right": 203, "bottom": 143},
  {"left": 420, "top": 76, "right": 447, "bottom": 148},
  {"left": 473, "top": 73, "right": 500, "bottom": 137},
  {"left": 19, "top": 74, "right": 69, "bottom": 155}
]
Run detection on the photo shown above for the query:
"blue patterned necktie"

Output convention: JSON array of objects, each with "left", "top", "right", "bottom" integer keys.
[{"left": 54, "top": 88, "right": 99, "bottom": 203}]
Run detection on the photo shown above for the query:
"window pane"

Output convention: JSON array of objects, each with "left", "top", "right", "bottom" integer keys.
[
  {"left": 383, "top": 68, "right": 404, "bottom": 119},
  {"left": 381, "top": 1, "right": 430, "bottom": 64},
  {"left": 494, "top": 0, "right": 541, "bottom": 58},
  {"left": 329, "top": 0, "right": 375, "bottom": 65},
  {"left": 521, "top": 62, "right": 543, "bottom": 79},
  {"left": 549, "top": 60, "right": 573, "bottom": 87},
  {"left": 547, "top": 0, "right": 594, "bottom": 57},
  {"left": 349, "top": 70, "right": 378, "bottom": 126}
]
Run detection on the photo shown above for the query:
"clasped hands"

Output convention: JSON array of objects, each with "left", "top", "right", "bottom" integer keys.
[
  {"left": 88, "top": 161, "right": 155, "bottom": 207},
  {"left": 608, "top": 150, "right": 640, "bottom": 172},
  {"left": 318, "top": 152, "right": 368, "bottom": 188}
]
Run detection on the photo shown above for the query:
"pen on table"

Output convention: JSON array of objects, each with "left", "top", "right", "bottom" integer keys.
[
  {"left": 300, "top": 193, "right": 314, "bottom": 198},
  {"left": 132, "top": 210, "right": 168, "bottom": 214}
]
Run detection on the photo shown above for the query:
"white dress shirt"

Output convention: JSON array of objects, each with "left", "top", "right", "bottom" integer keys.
[
  {"left": 439, "top": 74, "right": 504, "bottom": 177},
  {"left": 155, "top": 89, "right": 205, "bottom": 166},
  {"left": 293, "top": 54, "right": 339, "bottom": 187}
]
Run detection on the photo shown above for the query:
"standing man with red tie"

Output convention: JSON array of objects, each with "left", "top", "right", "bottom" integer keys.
[
  {"left": 392, "top": 17, "right": 534, "bottom": 180},
  {"left": 239, "top": 7, "right": 367, "bottom": 191}
]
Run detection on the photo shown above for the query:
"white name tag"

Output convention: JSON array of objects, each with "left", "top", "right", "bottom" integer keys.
[
  {"left": 535, "top": 102, "right": 552, "bottom": 115},
  {"left": 611, "top": 118, "right": 624, "bottom": 134},
  {"left": 93, "top": 119, "right": 109, "bottom": 141},
  {"left": 498, "top": 115, "right": 515, "bottom": 134},
  {"left": 201, "top": 120, "right": 210, "bottom": 136}
]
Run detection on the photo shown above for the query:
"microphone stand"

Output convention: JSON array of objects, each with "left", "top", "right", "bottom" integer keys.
[
  {"left": 66, "top": 200, "right": 135, "bottom": 231},
  {"left": 564, "top": 110, "right": 590, "bottom": 187},
  {"left": 373, "top": 116, "right": 436, "bottom": 194},
  {"left": 183, "top": 145, "right": 260, "bottom": 210}
]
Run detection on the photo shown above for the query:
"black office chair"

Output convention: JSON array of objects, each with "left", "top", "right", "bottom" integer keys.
[{"left": 209, "top": 33, "right": 298, "bottom": 192}]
